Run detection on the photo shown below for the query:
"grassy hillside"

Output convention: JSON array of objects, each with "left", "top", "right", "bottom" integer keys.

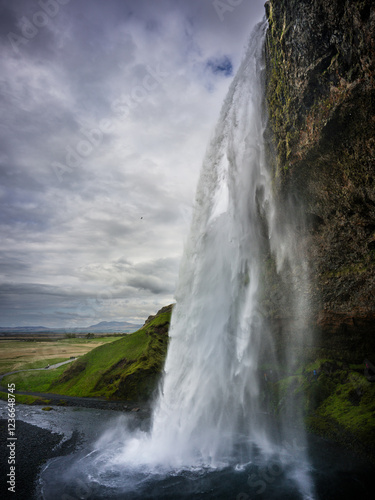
[{"left": 48, "top": 304, "right": 173, "bottom": 401}]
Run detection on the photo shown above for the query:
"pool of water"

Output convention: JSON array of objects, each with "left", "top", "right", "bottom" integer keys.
[
  {"left": 37, "top": 438, "right": 373, "bottom": 500},
  {"left": 16, "top": 405, "right": 371, "bottom": 500},
  {"left": 1, "top": 402, "right": 372, "bottom": 500}
]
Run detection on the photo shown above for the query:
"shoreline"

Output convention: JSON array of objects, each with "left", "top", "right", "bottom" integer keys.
[
  {"left": 1, "top": 404, "right": 373, "bottom": 500},
  {"left": 0, "top": 418, "right": 81, "bottom": 500},
  {"left": 0, "top": 385, "right": 152, "bottom": 415}
]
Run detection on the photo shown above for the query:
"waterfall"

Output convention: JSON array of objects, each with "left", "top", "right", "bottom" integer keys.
[
  {"left": 149, "top": 19, "right": 275, "bottom": 465},
  {"left": 115, "top": 19, "right": 311, "bottom": 472},
  {"left": 38, "top": 18, "right": 316, "bottom": 500}
]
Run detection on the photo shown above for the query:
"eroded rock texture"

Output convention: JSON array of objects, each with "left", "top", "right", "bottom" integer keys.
[{"left": 265, "top": 0, "right": 375, "bottom": 360}]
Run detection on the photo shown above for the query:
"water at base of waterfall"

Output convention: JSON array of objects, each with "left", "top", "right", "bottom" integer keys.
[
  {"left": 35, "top": 411, "right": 373, "bottom": 500},
  {"left": 38, "top": 18, "right": 320, "bottom": 500}
]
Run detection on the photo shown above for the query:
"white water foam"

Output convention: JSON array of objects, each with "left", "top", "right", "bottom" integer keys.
[
  {"left": 39, "top": 19, "right": 316, "bottom": 500},
  {"left": 111, "top": 19, "right": 312, "bottom": 478}
]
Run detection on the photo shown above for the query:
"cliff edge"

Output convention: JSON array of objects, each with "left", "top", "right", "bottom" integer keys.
[{"left": 265, "top": 0, "right": 375, "bottom": 361}]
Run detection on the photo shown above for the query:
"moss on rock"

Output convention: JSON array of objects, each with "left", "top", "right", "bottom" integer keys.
[
  {"left": 265, "top": 0, "right": 375, "bottom": 361},
  {"left": 267, "top": 358, "right": 375, "bottom": 462}
]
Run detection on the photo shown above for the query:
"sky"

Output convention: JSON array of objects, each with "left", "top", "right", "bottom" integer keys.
[{"left": 0, "top": 0, "right": 265, "bottom": 328}]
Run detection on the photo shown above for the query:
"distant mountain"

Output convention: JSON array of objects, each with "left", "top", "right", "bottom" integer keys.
[
  {"left": 89, "top": 321, "right": 137, "bottom": 329},
  {"left": 0, "top": 321, "right": 142, "bottom": 335},
  {"left": 0, "top": 326, "right": 48, "bottom": 333},
  {"left": 83, "top": 321, "right": 142, "bottom": 333}
]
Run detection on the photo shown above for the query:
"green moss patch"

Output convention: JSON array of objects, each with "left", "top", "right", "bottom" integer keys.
[{"left": 271, "top": 358, "right": 375, "bottom": 461}]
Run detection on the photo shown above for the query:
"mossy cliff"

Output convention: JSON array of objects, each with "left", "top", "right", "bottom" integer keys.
[
  {"left": 265, "top": 0, "right": 375, "bottom": 361},
  {"left": 263, "top": 0, "right": 375, "bottom": 459}
]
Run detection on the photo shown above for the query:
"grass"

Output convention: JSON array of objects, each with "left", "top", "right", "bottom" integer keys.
[
  {"left": 268, "top": 357, "right": 375, "bottom": 461},
  {"left": 0, "top": 306, "right": 173, "bottom": 402},
  {"left": 0, "top": 336, "right": 119, "bottom": 374},
  {"left": 49, "top": 331, "right": 150, "bottom": 397},
  {"left": 50, "top": 306, "right": 172, "bottom": 400},
  {"left": 2, "top": 366, "right": 68, "bottom": 393},
  {"left": 0, "top": 391, "right": 51, "bottom": 405},
  {"left": 13, "top": 357, "right": 71, "bottom": 370},
  {"left": 0, "top": 306, "right": 172, "bottom": 404},
  {"left": 316, "top": 373, "right": 375, "bottom": 441}
]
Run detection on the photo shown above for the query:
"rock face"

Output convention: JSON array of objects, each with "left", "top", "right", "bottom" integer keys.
[{"left": 264, "top": 0, "right": 375, "bottom": 360}]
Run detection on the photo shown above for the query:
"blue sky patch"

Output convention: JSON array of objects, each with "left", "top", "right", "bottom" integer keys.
[{"left": 206, "top": 56, "right": 233, "bottom": 77}]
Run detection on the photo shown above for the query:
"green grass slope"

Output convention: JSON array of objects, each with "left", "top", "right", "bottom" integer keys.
[
  {"left": 2, "top": 365, "right": 68, "bottom": 393},
  {"left": 49, "top": 305, "right": 173, "bottom": 401}
]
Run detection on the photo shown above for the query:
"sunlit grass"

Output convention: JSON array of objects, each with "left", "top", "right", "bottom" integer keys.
[{"left": 2, "top": 366, "right": 68, "bottom": 393}]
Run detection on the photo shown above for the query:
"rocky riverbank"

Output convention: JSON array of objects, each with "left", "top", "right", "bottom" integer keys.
[{"left": 0, "top": 419, "right": 80, "bottom": 500}]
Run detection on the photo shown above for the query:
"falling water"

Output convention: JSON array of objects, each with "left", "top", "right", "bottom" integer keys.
[
  {"left": 114, "top": 18, "right": 311, "bottom": 473},
  {"left": 148, "top": 19, "right": 279, "bottom": 466},
  {"left": 39, "top": 19, "right": 316, "bottom": 499}
]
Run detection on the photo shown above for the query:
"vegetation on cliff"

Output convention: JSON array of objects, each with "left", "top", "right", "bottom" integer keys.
[
  {"left": 265, "top": 0, "right": 375, "bottom": 365},
  {"left": 50, "top": 304, "right": 172, "bottom": 400},
  {"left": 264, "top": 0, "right": 375, "bottom": 460},
  {"left": 2, "top": 305, "right": 173, "bottom": 401},
  {"left": 265, "top": 359, "right": 375, "bottom": 462}
]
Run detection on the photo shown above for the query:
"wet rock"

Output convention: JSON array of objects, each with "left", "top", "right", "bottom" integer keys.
[
  {"left": 265, "top": 0, "right": 375, "bottom": 360},
  {"left": 0, "top": 420, "right": 81, "bottom": 500}
]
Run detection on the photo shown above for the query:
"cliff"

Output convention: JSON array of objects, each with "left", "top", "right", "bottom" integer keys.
[{"left": 265, "top": 0, "right": 375, "bottom": 361}]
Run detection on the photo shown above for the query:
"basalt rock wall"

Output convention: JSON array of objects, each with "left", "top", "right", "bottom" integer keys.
[{"left": 264, "top": 0, "right": 375, "bottom": 361}]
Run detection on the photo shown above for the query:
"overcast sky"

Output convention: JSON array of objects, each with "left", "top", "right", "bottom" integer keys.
[{"left": 0, "top": 0, "right": 265, "bottom": 328}]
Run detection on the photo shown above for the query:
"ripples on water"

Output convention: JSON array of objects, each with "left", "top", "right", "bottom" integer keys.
[
  {"left": 17, "top": 16, "right": 374, "bottom": 500},
  {"left": 36, "top": 411, "right": 373, "bottom": 500}
]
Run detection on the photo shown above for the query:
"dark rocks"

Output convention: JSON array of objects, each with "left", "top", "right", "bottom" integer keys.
[
  {"left": 265, "top": 0, "right": 375, "bottom": 360},
  {"left": 0, "top": 419, "right": 81, "bottom": 500},
  {"left": 143, "top": 303, "right": 174, "bottom": 326}
]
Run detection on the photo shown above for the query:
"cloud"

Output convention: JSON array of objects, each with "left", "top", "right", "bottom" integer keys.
[{"left": 0, "top": 0, "right": 266, "bottom": 327}]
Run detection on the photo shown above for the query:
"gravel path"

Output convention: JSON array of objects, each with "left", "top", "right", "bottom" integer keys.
[
  {"left": 0, "top": 358, "right": 151, "bottom": 414},
  {"left": 0, "top": 358, "right": 77, "bottom": 384}
]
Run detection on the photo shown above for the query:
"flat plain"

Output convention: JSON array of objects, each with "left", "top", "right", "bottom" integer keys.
[{"left": 0, "top": 337, "right": 119, "bottom": 374}]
